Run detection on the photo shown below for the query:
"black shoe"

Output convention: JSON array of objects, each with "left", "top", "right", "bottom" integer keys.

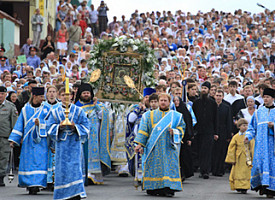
[
  {"left": 28, "top": 187, "right": 40, "bottom": 195},
  {"left": 118, "top": 173, "right": 128, "bottom": 177},
  {"left": 241, "top": 190, "right": 247, "bottom": 194},
  {"left": 157, "top": 190, "right": 166, "bottom": 197},
  {"left": 47, "top": 183, "right": 54, "bottom": 191},
  {"left": 0, "top": 176, "right": 5, "bottom": 187},
  {"left": 163, "top": 188, "right": 175, "bottom": 197},
  {"left": 150, "top": 188, "right": 166, "bottom": 196},
  {"left": 88, "top": 179, "right": 95, "bottom": 185},
  {"left": 203, "top": 174, "right": 209, "bottom": 179},
  {"left": 165, "top": 193, "right": 175, "bottom": 197},
  {"left": 138, "top": 180, "right": 142, "bottom": 186},
  {"left": 259, "top": 189, "right": 264, "bottom": 195},
  {"left": 165, "top": 191, "right": 175, "bottom": 197},
  {"left": 67, "top": 195, "right": 81, "bottom": 200},
  {"left": 181, "top": 174, "right": 186, "bottom": 182},
  {"left": 212, "top": 173, "right": 223, "bottom": 177},
  {"left": 146, "top": 190, "right": 157, "bottom": 196}
]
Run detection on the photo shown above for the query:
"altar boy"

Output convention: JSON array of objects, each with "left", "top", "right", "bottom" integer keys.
[
  {"left": 46, "top": 87, "right": 89, "bottom": 200},
  {"left": 225, "top": 118, "right": 254, "bottom": 194}
]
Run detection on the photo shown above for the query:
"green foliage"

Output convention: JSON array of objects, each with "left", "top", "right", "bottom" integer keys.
[{"left": 88, "top": 36, "right": 158, "bottom": 93}]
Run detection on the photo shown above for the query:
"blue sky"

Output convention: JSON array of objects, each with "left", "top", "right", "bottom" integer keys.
[{"left": 94, "top": 0, "right": 273, "bottom": 20}]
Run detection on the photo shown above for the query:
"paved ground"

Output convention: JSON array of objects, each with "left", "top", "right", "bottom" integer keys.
[{"left": 0, "top": 172, "right": 268, "bottom": 200}]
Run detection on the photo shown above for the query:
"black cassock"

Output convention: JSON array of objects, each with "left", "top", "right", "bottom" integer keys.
[
  {"left": 176, "top": 98, "right": 194, "bottom": 180},
  {"left": 211, "top": 102, "right": 232, "bottom": 176},
  {"left": 231, "top": 98, "right": 247, "bottom": 133},
  {"left": 192, "top": 96, "right": 218, "bottom": 175},
  {"left": 232, "top": 98, "right": 247, "bottom": 117}
]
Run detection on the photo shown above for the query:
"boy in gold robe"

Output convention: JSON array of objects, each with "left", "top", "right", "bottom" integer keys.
[{"left": 225, "top": 118, "right": 254, "bottom": 194}]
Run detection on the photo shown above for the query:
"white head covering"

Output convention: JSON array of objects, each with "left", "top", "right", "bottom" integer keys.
[
  {"left": 42, "top": 66, "right": 50, "bottom": 74},
  {"left": 246, "top": 96, "right": 255, "bottom": 102},
  {"left": 161, "top": 58, "right": 168, "bottom": 63}
]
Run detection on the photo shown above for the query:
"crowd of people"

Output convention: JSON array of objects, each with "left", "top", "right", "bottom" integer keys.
[{"left": 0, "top": 0, "right": 274, "bottom": 199}]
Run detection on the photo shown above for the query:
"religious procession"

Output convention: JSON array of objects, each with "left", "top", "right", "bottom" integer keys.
[{"left": 0, "top": 0, "right": 274, "bottom": 199}]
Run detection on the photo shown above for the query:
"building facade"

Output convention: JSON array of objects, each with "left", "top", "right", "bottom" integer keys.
[{"left": 0, "top": 0, "right": 56, "bottom": 50}]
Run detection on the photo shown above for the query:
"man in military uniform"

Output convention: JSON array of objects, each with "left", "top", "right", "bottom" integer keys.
[
  {"left": 26, "top": 46, "right": 41, "bottom": 69},
  {"left": 0, "top": 86, "right": 18, "bottom": 186},
  {"left": 0, "top": 56, "right": 10, "bottom": 74},
  {"left": 0, "top": 47, "right": 9, "bottom": 66}
]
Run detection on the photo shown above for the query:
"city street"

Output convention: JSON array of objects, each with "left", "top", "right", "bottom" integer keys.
[{"left": 0, "top": 172, "right": 265, "bottom": 200}]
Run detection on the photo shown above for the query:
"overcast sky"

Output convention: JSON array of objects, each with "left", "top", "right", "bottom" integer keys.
[{"left": 93, "top": 0, "right": 273, "bottom": 20}]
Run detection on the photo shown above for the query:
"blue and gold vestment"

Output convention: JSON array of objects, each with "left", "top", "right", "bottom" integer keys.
[
  {"left": 134, "top": 108, "right": 185, "bottom": 191},
  {"left": 75, "top": 100, "right": 111, "bottom": 184}
]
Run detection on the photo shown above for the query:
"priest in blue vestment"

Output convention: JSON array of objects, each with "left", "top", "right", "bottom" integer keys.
[
  {"left": 46, "top": 87, "right": 89, "bottom": 200},
  {"left": 9, "top": 87, "right": 50, "bottom": 195},
  {"left": 134, "top": 93, "right": 185, "bottom": 197},
  {"left": 75, "top": 83, "right": 111, "bottom": 185},
  {"left": 245, "top": 88, "right": 275, "bottom": 198}
]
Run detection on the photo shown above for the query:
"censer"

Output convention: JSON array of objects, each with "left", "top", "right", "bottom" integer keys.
[
  {"left": 51, "top": 148, "right": 56, "bottom": 186},
  {"left": 133, "top": 153, "right": 139, "bottom": 190},
  {"left": 244, "top": 142, "right": 253, "bottom": 169},
  {"left": 8, "top": 148, "right": 14, "bottom": 183}
]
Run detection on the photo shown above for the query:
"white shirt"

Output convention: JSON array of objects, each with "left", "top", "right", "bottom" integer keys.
[
  {"left": 163, "top": 27, "right": 173, "bottom": 35},
  {"left": 240, "top": 108, "right": 254, "bottom": 124},
  {"left": 89, "top": 10, "right": 98, "bottom": 24},
  {"left": 255, "top": 95, "right": 264, "bottom": 105},
  {"left": 48, "top": 59, "right": 58, "bottom": 67},
  {"left": 77, "top": 5, "right": 91, "bottom": 12},
  {"left": 128, "top": 112, "right": 138, "bottom": 123},
  {"left": 159, "top": 64, "right": 171, "bottom": 72},
  {"left": 0, "top": 100, "right": 6, "bottom": 106},
  {"left": 212, "top": 66, "right": 221, "bottom": 73},
  {"left": 224, "top": 93, "right": 244, "bottom": 105},
  {"left": 239, "top": 131, "right": 245, "bottom": 136}
]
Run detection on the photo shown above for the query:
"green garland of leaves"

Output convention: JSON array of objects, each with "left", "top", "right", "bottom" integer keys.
[{"left": 88, "top": 36, "right": 157, "bottom": 94}]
